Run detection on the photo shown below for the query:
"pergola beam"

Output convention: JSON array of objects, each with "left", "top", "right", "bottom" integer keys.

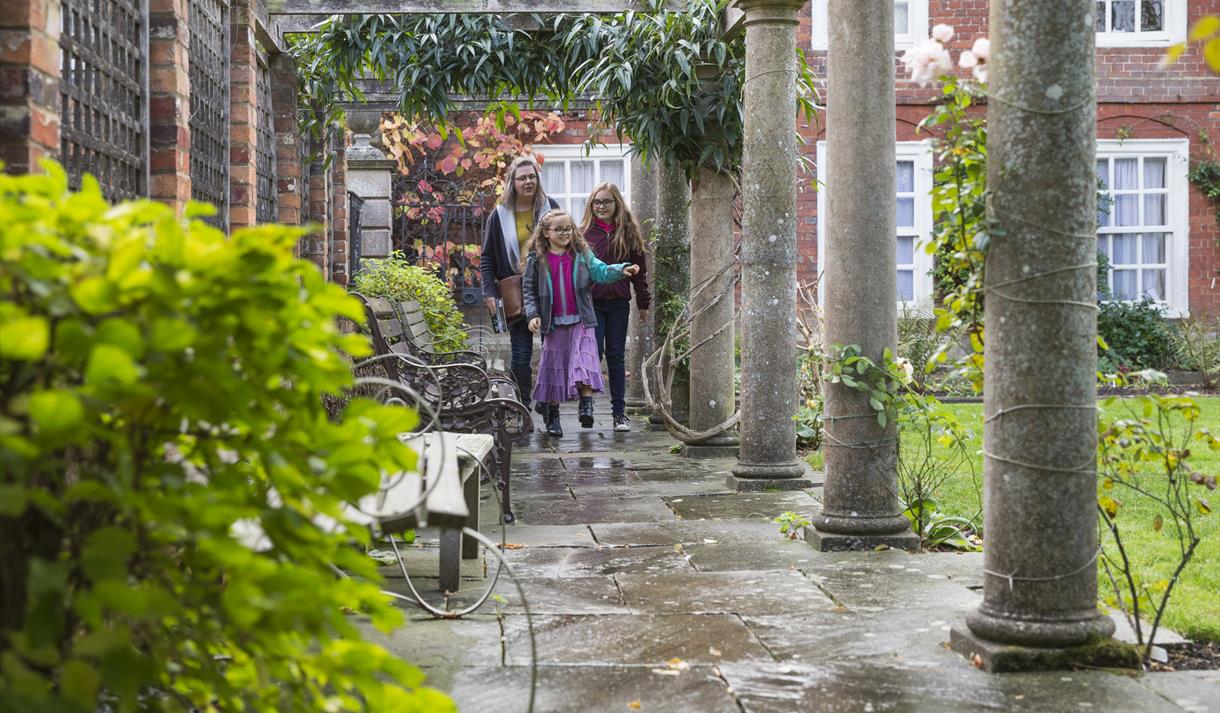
[{"left": 266, "top": 0, "right": 676, "bottom": 15}]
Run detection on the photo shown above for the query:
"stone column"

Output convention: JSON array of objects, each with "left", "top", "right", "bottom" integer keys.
[
  {"left": 805, "top": 0, "right": 917, "bottom": 549},
  {"left": 729, "top": 0, "right": 809, "bottom": 489},
  {"left": 626, "top": 157, "right": 659, "bottom": 412},
  {"left": 683, "top": 166, "right": 739, "bottom": 458},
  {"left": 650, "top": 160, "right": 691, "bottom": 427},
  {"left": 951, "top": 0, "right": 1116, "bottom": 671},
  {"left": 345, "top": 110, "right": 394, "bottom": 274}
]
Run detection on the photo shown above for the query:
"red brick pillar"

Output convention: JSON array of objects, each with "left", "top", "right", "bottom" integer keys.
[
  {"left": 0, "top": 0, "right": 60, "bottom": 174},
  {"left": 270, "top": 53, "right": 302, "bottom": 229},
  {"left": 330, "top": 129, "right": 350, "bottom": 285},
  {"left": 306, "top": 132, "right": 332, "bottom": 278},
  {"left": 228, "top": 0, "right": 257, "bottom": 228},
  {"left": 149, "top": 0, "right": 191, "bottom": 211}
]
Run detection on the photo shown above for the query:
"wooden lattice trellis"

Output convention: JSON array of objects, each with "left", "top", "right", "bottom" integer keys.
[
  {"left": 255, "top": 50, "right": 278, "bottom": 224},
  {"left": 189, "top": 0, "right": 230, "bottom": 228},
  {"left": 59, "top": 0, "right": 147, "bottom": 201}
]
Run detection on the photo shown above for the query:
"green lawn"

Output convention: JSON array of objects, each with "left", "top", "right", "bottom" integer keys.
[{"left": 810, "top": 396, "right": 1220, "bottom": 642}]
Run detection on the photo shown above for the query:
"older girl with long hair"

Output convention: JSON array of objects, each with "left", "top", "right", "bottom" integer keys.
[
  {"left": 479, "top": 155, "right": 560, "bottom": 410},
  {"left": 579, "top": 182, "right": 650, "bottom": 432},
  {"left": 522, "top": 210, "right": 640, "bottom": 437}
]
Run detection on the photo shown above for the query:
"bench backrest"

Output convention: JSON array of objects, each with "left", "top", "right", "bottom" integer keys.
[
  {"left": 397, "top": 300, "right": 435, "bottom": 353},
  {"left": 353, "top": 293, "right": 409, "bottom": 381}
]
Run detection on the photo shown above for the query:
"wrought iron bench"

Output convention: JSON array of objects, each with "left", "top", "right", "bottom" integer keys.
[{"left": 354, "top": 293, "right": 531, "bottom": 523}]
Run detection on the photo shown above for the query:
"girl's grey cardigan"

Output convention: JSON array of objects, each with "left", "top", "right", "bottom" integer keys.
[{"left": 522, "top": 250, "right": 631, "bottom": 335}]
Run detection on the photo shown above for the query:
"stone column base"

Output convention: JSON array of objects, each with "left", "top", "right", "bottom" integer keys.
[
  {"left": 949, "top": 626, "right": 1140, "bottom": 673},
  {"left": 683, "top": 443, "right": 740, "bottom": 459},
  {"left": 803, "top": 526, "right": 920, "bottom": 553},
  {"left": 726, "top": 460, "right": 816, "bottom": 491}
]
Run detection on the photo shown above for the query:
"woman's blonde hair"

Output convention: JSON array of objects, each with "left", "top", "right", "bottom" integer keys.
[
  {"left": 577, "top": 182, "right": 646, "bottom": 261},
  {"left": 498, "top": 155, "right": 551, "bottom": 213},
  {"left": 522, "top": 209, "right": 590, "bottom": 269}
]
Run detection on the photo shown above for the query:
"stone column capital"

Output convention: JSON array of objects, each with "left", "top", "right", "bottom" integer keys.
[{"left": 732, "top": 0, "right": 805, "bottom": 24}]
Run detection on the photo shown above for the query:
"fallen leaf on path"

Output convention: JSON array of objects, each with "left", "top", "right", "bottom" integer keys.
[
  {"left": 498, "top": 543, "right": 524, "bottom": 549},
  {"left": 627, "top": 701, "right": 641, "bottom": 709},
  {"left": 708, "top": 647, "right": 722, "bottom": 657}
]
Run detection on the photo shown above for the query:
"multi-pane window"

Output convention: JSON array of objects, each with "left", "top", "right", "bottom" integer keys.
[
  {"left": 1095, "top": 0, "right": 1185, "bottom": 46},
  {"left": 811, "top": 0, "right": 928, "bottom": 50},
  {"left": 536, "top": 144, "right": 631, "bottom": 218},
  {"left": 816, "top": 141, "right": 935, "bottom": 308},
  {"left": 1096, "top": 139, "right": 1189, "bottom": 313}
]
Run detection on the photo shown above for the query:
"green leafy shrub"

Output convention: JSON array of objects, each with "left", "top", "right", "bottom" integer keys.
[
  {"left": 1097, "top": 298, "right": 1177, "bottom": 371},
  {"left": 351, "top": 254, "right": 469, "bottom": 352},
  {"left": 0, "top": 165, "right": 453, "bottom": 712}
]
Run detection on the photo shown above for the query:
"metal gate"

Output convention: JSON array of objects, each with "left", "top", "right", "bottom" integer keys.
[{"left": 391, "top": 170, "right": 490, "bottom": 307}]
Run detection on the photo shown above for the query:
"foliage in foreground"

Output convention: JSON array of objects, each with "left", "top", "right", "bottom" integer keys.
[
  {"left": 0, "top": 165, "right": 452, "bottom": 712},
  {"left": 352, "top": 254, "right": 470, "bottom": 352}
]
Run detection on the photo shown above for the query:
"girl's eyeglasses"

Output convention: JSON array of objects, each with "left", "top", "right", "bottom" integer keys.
[
  {"left": 550, "top": 226, "right": 575, "bottom": 236},
  {"left": 591, "top": 199, "right": 615, "bottom": 208}
]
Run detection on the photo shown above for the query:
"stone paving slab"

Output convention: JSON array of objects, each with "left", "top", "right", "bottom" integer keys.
[
  {"left": 718, "top": 660, "right": 1188, "bottom": 713},
  {"left": 510, "top": 494, "right": 679, "bottom": 526},
  {"left": 353, "top": 615, "right": 504, "bottom": 669},
  {"left": 1137, "top": 670, "right": 1220, "bottom": 713},
  {"left": 500, "top": 545, "right": 694, "bottom": 578},
  {"left": 741, "top": 609, "right": 978, "bottom": 665},
  {"left": 591, "top": 520, "right": 787, "bottom": 548},
  {"left": 570, "top": 471, "right": 730, "bottom": 498},
  {"left": 479, "top": 524, "right": 598, "bottom": 548},
  {"left": 615, "top": 569, "right": 838, "bottom": 615},
  {"left": 458, "top": 575, "right": 630, "bottom": 615},
  {"left": 500, "top": 614, "right": 773, "bottom": 666},
  {"left": 684, "top": 539, "right": 825, "bottom": 572},
  {"left": 665, "top": 491, "right": 820, "bottom": 521},
  {"left": 429, "top": 664, "right": 740, "bottom": 713},
  {"left": 797, "top": 550, "right": 984, "bottom": 611}
]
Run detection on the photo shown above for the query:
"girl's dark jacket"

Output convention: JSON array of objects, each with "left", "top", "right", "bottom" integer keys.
[
  {"left": 479, "top": 197, "right": 560, "bottom": 300},
  {"left": 584, "top": 223, "right": 651, "bottom": 310},
  {"left": 522, "top": 250, "right": 631, "bottom": 336}
]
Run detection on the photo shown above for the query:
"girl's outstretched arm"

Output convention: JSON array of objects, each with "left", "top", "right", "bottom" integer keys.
[{"left": 586, "top": 252, "right": 634, "bottom": 284}]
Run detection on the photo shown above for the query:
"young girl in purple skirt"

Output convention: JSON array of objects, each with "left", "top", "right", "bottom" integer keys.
[{"left": 522, "top": 210, "right": 640, "bottom": 437}]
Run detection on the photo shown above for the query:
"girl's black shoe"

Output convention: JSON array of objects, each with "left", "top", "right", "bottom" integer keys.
[
  {"left": 578, "top": 397, "right": 594, "bottom": 428},
  {"left": 546, "top": 403, "right": 563, "bottom": 438}
]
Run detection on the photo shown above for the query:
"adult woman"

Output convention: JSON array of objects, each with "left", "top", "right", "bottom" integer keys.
[
  {"left": 579, "top": 182, "right": 650, "bottom": 431},
  {"left": 480, "top": 155, "right": 559, "bottom": 409}
]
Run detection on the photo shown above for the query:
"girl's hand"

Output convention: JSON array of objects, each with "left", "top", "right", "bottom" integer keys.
[
  {"left": 528, "top": 317, "right": 541, "bottom": 334},
  {"left": 622, "top": 264, "right": 640, "bottom": 277}
]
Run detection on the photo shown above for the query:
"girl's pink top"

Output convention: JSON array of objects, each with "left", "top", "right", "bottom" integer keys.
[
  {"left": 546, "top": 251, "right": 579, "bottom": 318},
  {"left": 594, "top": 218, "right": 615, "bottom": 233}
]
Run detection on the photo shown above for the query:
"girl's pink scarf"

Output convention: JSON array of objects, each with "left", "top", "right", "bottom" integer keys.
[{"left": 594, "top": 218, "right": 615, "bottom": 233}]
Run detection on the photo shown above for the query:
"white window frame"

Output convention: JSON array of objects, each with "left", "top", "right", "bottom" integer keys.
[
  {"left": 1094, "top": 0, "right": 1187, "bottom": 47},
  {"left": 532, "top": 143, "right": 633, "bottom": 217},
  {"left": 1096, "top": 138, "right": 1190, "bottom": 316},
  {"left": 810, "top": 0, "right": 929, "bottom": 51},
  {"left": 816, "top": 140, "right": 935, "bottom": 310}
]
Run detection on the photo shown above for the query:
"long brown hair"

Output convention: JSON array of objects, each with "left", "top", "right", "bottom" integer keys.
[
  {"left": 577, "top": 182, "right": 646, "bottom": 261},
  {"left": 522, "top": 210, "right": 591, "bottom": 270},
  {"left": 498, "top": 155, "right": 551, "bottom": 214}
]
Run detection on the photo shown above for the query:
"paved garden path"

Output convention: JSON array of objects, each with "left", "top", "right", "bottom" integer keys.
[{"left": 361, "top": 403, "right": 1219, "bottom": 712}]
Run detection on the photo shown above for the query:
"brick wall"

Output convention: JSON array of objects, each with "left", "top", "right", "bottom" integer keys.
[
  {"left": 330, "top": 130, "right": 349, "bottom": 285},
  {"left": 0, "top": 0, "right": 61, "bottom": 175},
  {"left": 228, "top": 0, "right": 257, "bottom": 228}
]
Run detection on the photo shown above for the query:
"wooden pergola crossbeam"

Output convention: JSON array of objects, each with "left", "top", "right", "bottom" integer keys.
[{"left": 266, "top": 0, "right": 678, "bottom": 15}]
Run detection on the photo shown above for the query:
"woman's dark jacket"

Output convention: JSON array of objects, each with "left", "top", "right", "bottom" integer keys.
[
  {"left": 479, "top": 197, "right": 560, "bottom": 300},
  {"left": 584, "top": 223, "right": 651, "bottom": 310},
  {"left": 522, "top": 250, "right": 630, "bottom": 335}
]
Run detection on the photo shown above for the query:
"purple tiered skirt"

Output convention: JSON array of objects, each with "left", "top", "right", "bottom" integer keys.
[{"left": 532, "top": 323, "right": 604, "bottom": 403}]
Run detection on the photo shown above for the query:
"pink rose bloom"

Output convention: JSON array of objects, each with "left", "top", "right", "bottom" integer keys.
[
  {"left": 932, "top": 24, "right": 955, "bottom": 43},
  {"left": 901, "top": 39, "right": 953, "bottom": 87}
]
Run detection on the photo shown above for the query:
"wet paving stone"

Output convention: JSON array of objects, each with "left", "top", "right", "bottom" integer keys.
[
  {"left": 718, "top": 660, "right": 1187, "bottom": 713},
  {"left": 511, "top": 495, "right": 678, "bottom": 526},
  {"left": 664, "top": 491, "right": 820, "bottom": 521},
  {"left": 352, "top": 615, "right": 504, "bottom": 669},
  {"left": 501, "top": 545, "right": 695, "bottom": 578},
  {"left": 500, "top": 614, "right": 773, "bottom": 666},
  {"left": 615, "top": 569, "right": 837, "bottom": 615},
  {"left": 684, "top": 539, "right": 822, "bottom": 572},
  {"left": 432, "top": 664, "right": 740, "bottom": 713},
  {"left": 741, "top": 609, "right": 979, "bottom": 665},
  {"left": 1136, "top": 670, "right": 1220, "bottom": 713},
  {"left": 479, "top": 524, "right": 598, "bottom": 548},
  {"left": 591, "top": 520, "right": 786, "bottom": 548},
  {"left": 796, "top": 550, "right": 983, "bottom": 611},
  {"left": 455, "top": 575, "right": 630, "bottom": 615}
]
